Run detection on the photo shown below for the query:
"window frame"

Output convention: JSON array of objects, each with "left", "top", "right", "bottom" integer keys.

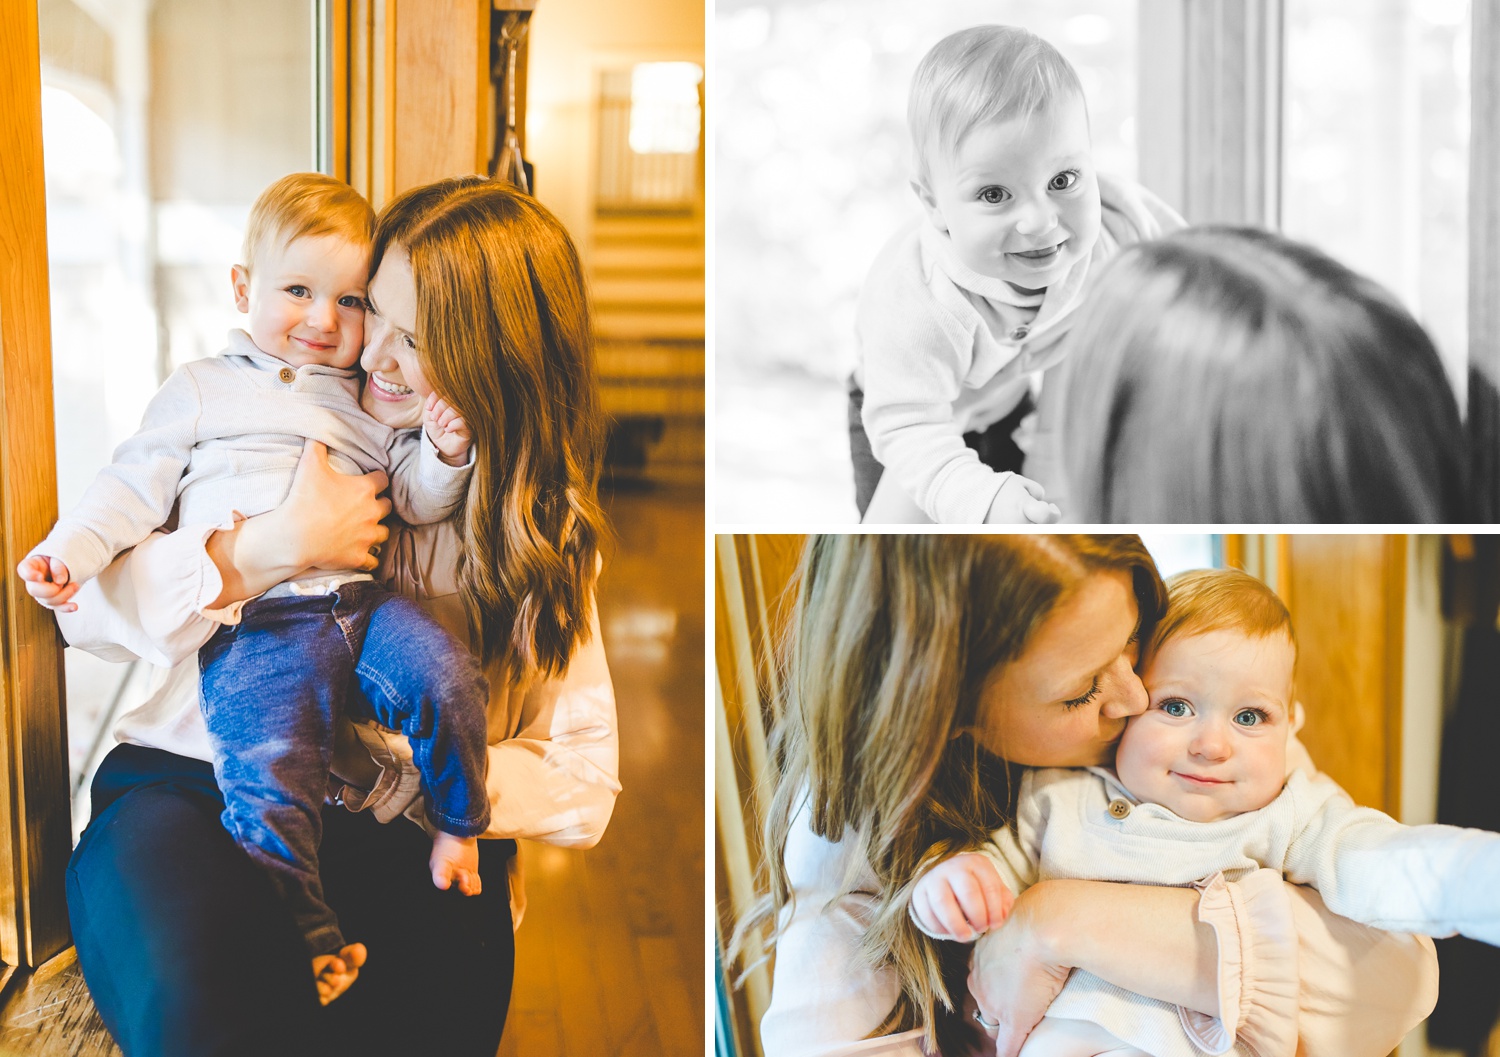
[{"left": 0, "top": 1, "right": 79, "bottom": 972}]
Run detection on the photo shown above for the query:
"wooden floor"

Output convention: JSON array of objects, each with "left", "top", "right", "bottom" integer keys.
[
  {"left": 498, "top": 482, "right": 706, "bottom": 1056},
  {"left": 0, "top": 482, "right": 706, "bottom": 1057}
]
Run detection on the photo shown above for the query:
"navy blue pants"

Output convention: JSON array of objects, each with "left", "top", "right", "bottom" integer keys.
[
  {"left": 67, "top": 744, "right": 515, "bottom": 1057},
  {"left": 199, "top": 581, "right": 491, "bottom": 955}
]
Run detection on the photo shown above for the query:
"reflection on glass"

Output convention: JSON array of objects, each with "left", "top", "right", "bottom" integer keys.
[
  {"left": 39, "top": 0, "right": 314, "bottom": 829},
  {"left": 1283, "top": 0, "right": 1469, "bottom": 396}
]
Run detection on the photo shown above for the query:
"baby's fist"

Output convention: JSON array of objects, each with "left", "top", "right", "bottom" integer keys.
[
  {"left": 424, "top": 394, "right": 472, "bottom": 465},
  {"left": 985, "top": 474, "right": 1060, "bottom": 525},
  {"left": 911, "top": 852, "right": 1014, "bottom": 942},
  {"left": 16, "top": 555, "right": 80, "bottom": 612}
]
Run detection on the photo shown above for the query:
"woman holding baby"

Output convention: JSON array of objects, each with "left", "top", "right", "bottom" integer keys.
[
  {"left": 741, "top": 535, "right": 1441, "bottom": 1057},
  {"left": 56, "top": 176, "right": 613, "bottom": 1057}
]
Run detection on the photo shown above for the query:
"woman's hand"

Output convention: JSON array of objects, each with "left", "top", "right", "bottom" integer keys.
[
  {"left": 204, "top": 440, "right": 391, "bottom": 607},
  {"left": 275, "top": 440, "right": 391, "bottom": 571},
  {"left": 968, "top": 883, "right": 1073, "bottom": 1057}
]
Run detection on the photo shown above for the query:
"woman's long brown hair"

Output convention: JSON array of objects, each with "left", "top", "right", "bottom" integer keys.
[
  {"left": 372, "top": 177, "right": 607, "bottom": 679},
  {"left": 732, "top": 535, "right": 1166, "bottom": 1052}
]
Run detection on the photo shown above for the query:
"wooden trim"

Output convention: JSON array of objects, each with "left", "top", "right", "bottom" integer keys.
[
  {"left": 333, "top": 0, "right": 535, "bottom": 207},
  {"left": 1470, "top": 0, "right": 1500, "bottom": 518},
  {"left": 0, "top": 3, "right": 77, "bottom": 969},
  {"left": 1141, "top": 0, "right": 1283, "bottom": 225},
  {"left": 328, "top": 0, "right": 350, "bottom": 180},
  {"left": 1381, "top": 535, "right": 1407, "bottom": 817}
]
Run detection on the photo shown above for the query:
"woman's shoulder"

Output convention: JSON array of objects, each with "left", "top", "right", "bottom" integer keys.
[{"left": 784, "top": 797, "right": 878, "bottom": 895}]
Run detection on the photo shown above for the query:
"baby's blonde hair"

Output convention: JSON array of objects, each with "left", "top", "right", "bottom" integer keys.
[
  {"left": 1060, "top": 227, "right": 1469, "bottom": 522},
  {"left": 1147, "top": 568, "right": 1295, "bottom": 667},
  {"left": 908, "top": 25, "right": 1085, "bottom": 188},
  {"left": 241, "top": 172, "right": 374, "bottom": 273}
]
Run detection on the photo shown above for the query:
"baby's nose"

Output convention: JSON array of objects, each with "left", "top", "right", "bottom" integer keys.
[{"left": 308, "top": 298, "right": 338, "bottom": 331}]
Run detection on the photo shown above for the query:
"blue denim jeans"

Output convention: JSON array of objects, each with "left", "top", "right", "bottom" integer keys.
[{"left": 199, "top": 579, "right": 491, "bottom": 956}]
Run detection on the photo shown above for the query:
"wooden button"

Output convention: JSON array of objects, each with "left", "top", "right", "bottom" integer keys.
[
  {"left": 1108, "top": 798, "right": 1131, "bottom": 820},
  {"left": 278, "top": 367, "right": 296, "bottom": 384}
]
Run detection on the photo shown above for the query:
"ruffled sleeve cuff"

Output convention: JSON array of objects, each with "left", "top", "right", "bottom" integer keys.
[{"left": 1180, "top": 869, "right": 1299, "bottom": 1057}]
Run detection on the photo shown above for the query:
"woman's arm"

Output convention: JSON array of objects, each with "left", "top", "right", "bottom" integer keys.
[
  {"left": 760, "top": 807, "right": 929, "bottom": 1057},
  {"left": 971, "top": 872, "right": 1437, "bottom": 1057},
  {"left": 481, "top": 604, "right": 621, "bottom": 846},
  {"left": 58, "top": 441, "right": 391, "bottom": 665}
]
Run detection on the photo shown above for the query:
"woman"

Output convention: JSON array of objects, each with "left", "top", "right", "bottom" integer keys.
[
  {"left": 1058, "top": 227, "right": 1470, "bottom": 522},
  {"left": 743, "top": 535, "right": 1437, "bottom": 1057},
  {"left": 59, "top": 178, "right": 616, "bottom": 1056}
]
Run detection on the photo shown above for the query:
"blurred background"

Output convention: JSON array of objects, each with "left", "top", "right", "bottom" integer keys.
[{"left": 715, "top": 0, "right": 1472, "bottom": 523}]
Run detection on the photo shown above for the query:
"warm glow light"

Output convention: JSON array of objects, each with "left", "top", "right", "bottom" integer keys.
[{"left": 629, "top": 62, "right": 703, "bottom": 154}]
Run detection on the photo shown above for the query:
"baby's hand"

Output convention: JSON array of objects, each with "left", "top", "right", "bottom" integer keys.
[
  {"left": 16, "top": 555, "right": 80, "bottom": 613},
  {"left": 424, "top": 394, "right": 472, "bottom": 466},
  {"left": 985, "top": 474, "right": 1061, "bottom": 525},
  {"left": 911, "top": 852, "right": 1014, "bottom": 942}
]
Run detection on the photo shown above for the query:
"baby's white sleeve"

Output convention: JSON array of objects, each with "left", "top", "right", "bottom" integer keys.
[
  {"left": 30, "top": 369, "right": 201, "bottom": 583},
  {"left": 385, "top": 428, "right": 473, "bottom": 525},
  {"left": 857, "top": 282, "right": 1013, "bottom": 524},
  {"left": 1283, "top": 778, "right": 1500, "bottom": 945}
]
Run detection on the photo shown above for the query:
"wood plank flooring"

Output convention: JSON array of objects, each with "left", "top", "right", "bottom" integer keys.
[
  {"left": 0, "top": 483, "right": 706, "bottom": 1057},
  {"left": 499, "top": 482, "right": 706, "bottom": 1056}
]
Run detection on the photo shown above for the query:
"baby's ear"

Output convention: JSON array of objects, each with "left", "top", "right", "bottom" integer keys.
[
  {"left": 910, "top": 178, "right": 948, "bottom": 233},
  {"left": 230, "top": 264, "right": 251, "bottom": 313}
]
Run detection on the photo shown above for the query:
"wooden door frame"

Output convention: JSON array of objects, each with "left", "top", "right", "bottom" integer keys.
[{"left": 0, "top": 2, "right": 81, "bottom": 972}]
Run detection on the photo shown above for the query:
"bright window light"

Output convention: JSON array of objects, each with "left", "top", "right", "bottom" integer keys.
[{"left": 629, "top": 62, "right": 703, "bottom": 154}]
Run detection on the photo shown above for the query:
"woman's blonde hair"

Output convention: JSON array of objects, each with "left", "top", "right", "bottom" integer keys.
[
  {"left": 909, "top": 25, "right": 1085, "bottom": 188},
  {"left": 736, "top": 535, "right": 1166, "bottom": 1052},
  {"left": 372, "top": 177, "right": 607, "bottom": 679},
  {"left": 1060, "top": 226, "right": 1469, "bottom": 522}
]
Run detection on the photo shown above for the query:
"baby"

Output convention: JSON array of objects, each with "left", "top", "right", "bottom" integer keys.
[
  {"left": 19, "top": 173, "right": 490, "bottom": 1004},
  {"left": 911, "top": 568, "right": 1500, "bottom": 1057},
  {"left": 850, "top": 24, "right": 1182, "bottom": 524}
]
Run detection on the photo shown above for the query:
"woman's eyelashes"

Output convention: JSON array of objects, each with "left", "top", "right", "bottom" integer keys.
[{"left": 1063, "top": 677, "right": 1101, "bottom": 710}]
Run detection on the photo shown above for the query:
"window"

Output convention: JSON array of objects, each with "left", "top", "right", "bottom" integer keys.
[
  {"left": 1282, "top": 0, "right": 1471, "bottom": 393},
  {"left": 39, "top": 0, "right": 317, "bottom": 830}
]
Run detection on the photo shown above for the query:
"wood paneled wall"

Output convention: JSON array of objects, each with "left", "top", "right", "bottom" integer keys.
[
  {"left": 715, "top": 534, "right": 805, "bottom": 1057},
  {"left": 332, "top": 0, "right": 534, "bottom": 208},
  {"left": 1225, "top": 534, "right": 1408, "bottom": 815},
  {"left": 0, "top": 3, "right": 80, "bottom": 970}
]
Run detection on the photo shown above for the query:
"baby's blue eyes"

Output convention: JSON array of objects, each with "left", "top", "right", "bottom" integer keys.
[
  {"left": 284, "top": 286, "right": 365, "bottom": 309},
  {"left": 1157, "top": 700, "right": 1270, "bottom": 726},
  {"left": 1049, "top": 169, "right": 1081, "bottom": 192},
  {"left": 978, "top": 186, "right": 1010, "bottom": 205}
]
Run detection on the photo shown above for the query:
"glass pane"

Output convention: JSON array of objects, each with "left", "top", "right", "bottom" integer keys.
[
  {"left": 716, "top": 0, "right": 1138, "bottom": 522},
  {"left": 1283, "top": 0, "right": 1470, "bottom": 396},
  {"left": 38, "top": 0, "right": 315, "bottom": 831}
]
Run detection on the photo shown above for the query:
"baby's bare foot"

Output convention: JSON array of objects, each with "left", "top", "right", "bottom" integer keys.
[
  {"left": 312, "top": 942, "right": 367, "bottom": 1005},
  {"left": 431, "top": 832, "right": 482, "bottom": 895}
]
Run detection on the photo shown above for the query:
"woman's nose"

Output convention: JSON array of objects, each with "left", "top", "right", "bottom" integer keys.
[
  {"left": 362, "top": 312, "right": 391, "bottom": 363},
  {"left": 1099, "top": 655, "right": 1148, "bottom": 719}
]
